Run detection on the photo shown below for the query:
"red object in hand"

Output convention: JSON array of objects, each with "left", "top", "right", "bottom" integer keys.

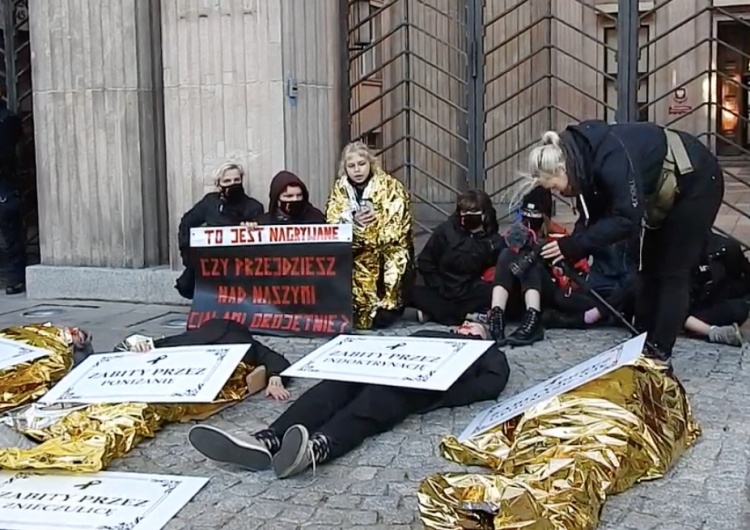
[{"left": 481, "top": 267, "right": 495, "bottom": 283}]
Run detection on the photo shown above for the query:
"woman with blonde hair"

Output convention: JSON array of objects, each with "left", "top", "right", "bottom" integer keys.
[
  {"left": 513, "top": 120, "right": 724, "bottom": 361},
  {"left": 325, "top": 141, "right": 413, "bottom": 329},
  {"left": 175, "top": 162, "right": 264, "bottom": 299}
]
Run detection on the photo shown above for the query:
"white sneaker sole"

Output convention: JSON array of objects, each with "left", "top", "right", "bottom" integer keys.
[
  {"left": 273, "top": 425, "right": 310, "bottom": 479},
  {"left": 188, "top": 425, "right": 272, "bottom": 471}
]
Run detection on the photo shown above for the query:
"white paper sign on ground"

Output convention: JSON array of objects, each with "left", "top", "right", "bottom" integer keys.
[
  {"left": 282, "top": 334, "right": 494, "bottom": 391},
  {"left": 0, "top": 470, "right": 207, "bottom": 530},
  {"left": 39, "top": 345, "right": 248, "bottom": 405},
  {"left": 0, "top": 337, "right": 52, "bottom": 372},
  {"left": 458, "top": 333, "right": 646, "bottom": 442}
]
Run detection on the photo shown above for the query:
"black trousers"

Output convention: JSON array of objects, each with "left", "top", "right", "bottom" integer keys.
[
  {"left": 635, "top": 148, "right": 724, "bottom": 354},
  {"left": 408, "top": 282, "right": 493, "bottom": 325},
  {"left": 0, "top": 185, "right": 26, "bottom": 284},
  {"left": 269, "top": 380, "right": 437, "bottom": 461},
  {"left": 492, "top": 248, "right": 550, "bottom": 318},
  {"left": 692, "top": 298, "right": 749, "bottom": 327}
]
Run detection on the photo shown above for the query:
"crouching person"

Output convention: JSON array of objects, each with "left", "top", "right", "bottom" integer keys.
[
  {"left": 187, "top": 324, "right": 510, "bottom": 479},
  {"left": 119, "top": 319, "right": 292, "bottom": 400}
]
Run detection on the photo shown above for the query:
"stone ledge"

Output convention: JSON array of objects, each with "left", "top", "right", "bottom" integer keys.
[{"left": 25, "top": 265, "right": 190, "bottom": 306}]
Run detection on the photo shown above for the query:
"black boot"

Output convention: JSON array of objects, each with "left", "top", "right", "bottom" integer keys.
[
  {"left": 488, "top": 307, "right": 506, "bottom": 346},
  {"left": 507, "top": 308, "right": 545, "bottom": 346},
  {"left": 542, "top": 309, "right": 585, "bottom": 329}
]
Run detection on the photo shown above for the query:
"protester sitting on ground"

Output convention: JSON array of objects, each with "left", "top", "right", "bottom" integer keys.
[
  {"left": 407, "top": 189, "right": 502, "bottom": 325},
  {"left": 486, "top": 187, "right": 588, "bottom": 347},
  {"left": 255, "top": 171, "right": 326, "bottom": 225},
  {"left": 120, "top": 318, "right": 292, "bottom": 400},
  {"left": 325, "top": 141, "right": 413, "bottom": 329},
  {"left": 547, "top": 232, "right": 749, "bottom": 347},
  {"left": 175, "top": 163, "right": 264, "bottom": 300},
  {"left": 187, "top": 322, "right": 509, "bottom": 479}
]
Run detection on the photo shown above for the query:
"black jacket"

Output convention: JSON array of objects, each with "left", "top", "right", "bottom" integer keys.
[
  {"left": 557, "top": 120, "right": 669, "bottom": 261},
  {"left": 178, "top": 192, "right": 264, "bottom": 260},
  {"left": 691, "top": 233, "right": 750, "bottom": 305},
  {"left": 417, "top": 209, "right": 503, "bottom": 300},
  {"left": 154, "top": 319, "right": 291, "bottom": 380},
  {"left": 409, "top": 330, "right": 510, "bottom": 412}
]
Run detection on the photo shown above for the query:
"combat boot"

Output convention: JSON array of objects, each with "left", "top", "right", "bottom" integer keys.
[
  {"left": 487, "top": 306, "right": 506, "bottom": 346},
  {"left": 507, "top": 308, "right": 545, "bottom": 346}
]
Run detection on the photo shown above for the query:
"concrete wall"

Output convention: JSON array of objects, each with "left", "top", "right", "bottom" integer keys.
[
  {"left": 29, "top": 0, "right": 166, "bottom": 268},
  {"left": 160, "top": 0, "right": 286, "bottom": 268}
]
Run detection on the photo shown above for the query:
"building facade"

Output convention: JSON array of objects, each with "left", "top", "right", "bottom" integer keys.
[{"left": 13, "top": 0, "right": 750, "bottom": 303}]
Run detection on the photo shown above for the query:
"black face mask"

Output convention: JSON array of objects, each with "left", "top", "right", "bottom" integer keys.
[
  {"left": 460, "top": 213, "right": 484, "bottom": 231},
  {"left": 221, "top": 183, "right": 245, "bottom": 202},
  {"left": 522, "top": 215, "right": 544, "bottom": 233},
  {"left": 279, "top": 199, "right": 306, "bottom": 218}
]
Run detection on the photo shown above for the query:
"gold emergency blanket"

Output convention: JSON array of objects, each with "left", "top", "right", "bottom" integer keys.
[
  {"left": 0, "top": 362, "right": 254, "bottom": 473},
  {"left": 0, "top": 324, "right": 75, "bottom": 414},
  {"left": 326, "top": 168, "right": 413, "bottom": 329},
  {"left": 418, "top": 357, "right": 701, "bottom": 530}
]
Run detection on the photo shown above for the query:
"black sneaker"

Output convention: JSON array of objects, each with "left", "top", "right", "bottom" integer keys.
[
  {"left": 5, "top": 283, "right": 24, "bottom": 295},
  {"left": 507, "top": 308, "right": 545, "bottom": 346},
  {"left": 188, "top": 425, "right": 273, "bottom": 471},
  {"left": 542, "top": 309, "right": 585, "bottom": 329},
  {"left": 272, "top": 425, "right": 331, "bottom": 479},
  {"left": 487, "top": 307, "right": 506, "bottom": 346}
]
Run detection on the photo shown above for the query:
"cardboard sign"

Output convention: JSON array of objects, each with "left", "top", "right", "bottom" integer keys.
[
  {"left": 458, "top": 334, "right": 646, "bottom": 441},
  {"left": 0, "top": 470, "right": 207, "bottom": 530},
  {"left": 39, "top": 345, "right": 247, "bottom": 405},
  {"left": 0, "top": 337, "right": 52, "bottom": 372},
  {"left": 188, "top": 224, "right": 354, "bottom": 337},
  {"left": 282, "top": 335, "right": 494, "bottom": 391}
]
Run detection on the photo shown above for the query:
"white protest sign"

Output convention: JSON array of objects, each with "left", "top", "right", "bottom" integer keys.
[
  {"left": 458, "top": 333, "right": 646, "bottom": 441},
  {"left": 39, "top": 345, "right": 248, "bottom": 405},
  {"left": 0, "top": 470, "right": 207, "bottom": 530},
  {"left": 0, "top": 337, "right": 52, "bottom": 372},
  {"left": 282, "top": 334, "right": 494, "bottom": 391}
]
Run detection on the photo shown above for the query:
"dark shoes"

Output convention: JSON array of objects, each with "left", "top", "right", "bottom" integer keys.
[
  {"left": 542, "top": 309, "right": 586, "bottom": 330},
  {"left": 488, "top": 306, "right": 506, "bottom": 346},
  {"left": 507, "top": 308, "right": 545, "bottom": 347},
  {"left": 5, "top": 282, "right": 24, "bottom": 295},
  {"left": 372, "top": 308, "right": 402, "bottom": 329}
]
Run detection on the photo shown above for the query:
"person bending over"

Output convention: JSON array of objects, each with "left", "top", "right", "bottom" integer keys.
[
  {"left": 325, "top": 141, "right": 413, "bottom": 329},
  {"left": 187, "top": 324, "right": 510, "bottom": 479},
  {"left": 518, "top": 121, "right": 724, "bottom": 361},
  {"left": 120, "top": 319, "right": 292, "bottom": 400},
  {"left": 175, "top": 163, "right": 264, "bottom": 300},
  {"left": 257, "top": 171, "right": 326, "bottom": 225},
  {"left": 409, "top": 189, "right": 503, "bottom": 325}
]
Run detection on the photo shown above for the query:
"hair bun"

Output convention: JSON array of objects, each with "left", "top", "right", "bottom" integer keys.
[{"left": 541, "top": 131, "right": 561, "bottom": 146}]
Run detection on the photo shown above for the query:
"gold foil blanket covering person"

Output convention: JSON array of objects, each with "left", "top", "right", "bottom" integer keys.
[
  {"left": 0, "top": 359, "right": 254, "bottom": 473},
  {"left": 0, "top": 324, "right": 75, "bottom": 414},
  {"left": 417, "top": 358, "right": 701, "bottom": 530},
  {"left": 326, "top": 168, "right": 413, "bottom": 328}
]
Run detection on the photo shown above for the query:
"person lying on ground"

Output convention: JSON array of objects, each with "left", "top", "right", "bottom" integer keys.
[
  {"left": 407, "top": 189, "right": 502, "bottom": 325},
  {"left": 174, "top": 162, "right": 264, "bottom": 300},
  {"left": 118, "top": 319, "right": 292, "bottom": 400},
  {"left": 187, "top": 323, "right": 510, "bottom": 479},
  {"left": 546, "top": 232, "right": 749, "bottom": 347}
]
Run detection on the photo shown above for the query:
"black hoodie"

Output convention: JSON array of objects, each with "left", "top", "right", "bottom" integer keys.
[
  {"left": 417, "top": 201, "right": 503, "bottom": 300},
  {"left": 258, "top": 171, "right": 326, "bottom": 225},
  {"left": 556, "top": 120, "right": 669, "bottom": 261}
]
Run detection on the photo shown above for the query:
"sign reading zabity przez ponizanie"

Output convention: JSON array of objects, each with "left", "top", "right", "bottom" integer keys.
[{"left": 188, "top": 224, "right": 353, "bottom": 337}]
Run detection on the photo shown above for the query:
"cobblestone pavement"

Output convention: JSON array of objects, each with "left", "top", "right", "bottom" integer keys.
[{"left": 0, "top": 296, "right": 749, "bottom": 529}]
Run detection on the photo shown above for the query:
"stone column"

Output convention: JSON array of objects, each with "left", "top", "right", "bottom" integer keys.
[
  {"left": 160, "top": 0, "right": 286, "bottom": 268},
  {"left": 28, "top": 0, "right": 167, "bottom": 269}
]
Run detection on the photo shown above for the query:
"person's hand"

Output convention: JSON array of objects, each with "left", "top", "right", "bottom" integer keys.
[
  {"left": 354, "top": 208, "right": 376, "bottom": 226},
  {"left": 240, "top": 221, "right": 259, "bottom": 232},
  {"left": 130, "top": 341, "right": 153, "bottom": 353},
  {"left": 265, "top": 376, "right": 291, "bottom": 401},
  {"left": 541, "top": 240, "right": 563, "bottom": 261}
]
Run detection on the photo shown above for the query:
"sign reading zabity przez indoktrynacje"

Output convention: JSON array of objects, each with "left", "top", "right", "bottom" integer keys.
[{"left": 188, "top": 224, "right": 353, "bottom": 337}]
